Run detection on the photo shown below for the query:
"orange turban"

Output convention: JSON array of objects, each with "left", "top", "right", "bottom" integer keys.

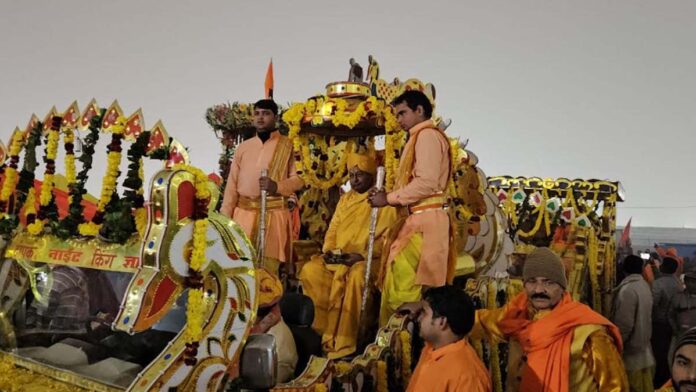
[
  {"left": 257, "top": 268, "right": 283, "bottom": 308},
  {"left": 346, "top": 152, "right": 377, "bottom": 175}
]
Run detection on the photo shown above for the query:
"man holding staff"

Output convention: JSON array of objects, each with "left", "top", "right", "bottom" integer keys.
[
  {"left": 299, "top": 152, "right": 396, "bottom": 358},
  {"left": 368, "top": 90, "right": 453, "bottom": 326},
  {"left": 221, "top": 99, "right": 304, "bottom": 274}
]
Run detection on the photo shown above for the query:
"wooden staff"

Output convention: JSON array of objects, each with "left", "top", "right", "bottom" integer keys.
[
  {"left": 256, "top": 169, "right": 268, "bottom": 268},
  {"left": 361, "top": 166, "right": 385, "bottom": 312}
]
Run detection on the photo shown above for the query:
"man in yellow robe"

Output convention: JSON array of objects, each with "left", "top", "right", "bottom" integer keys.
[
  {"left": 369, "top": 90, "right": 452, "bottom": 326},
  {"left": 299, "top": 152, "right": 396, "bottom": 358},
  {"left": 220, "top": 99, "right": 304, "bottom": 274}
]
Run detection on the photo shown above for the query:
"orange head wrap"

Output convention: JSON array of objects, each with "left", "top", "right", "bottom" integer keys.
[
  {"left": 257, "top": 268, "right": 283, "bottom": 308},
  {"left": 346, "top": 152, "right": 377, "bottom": 175}
]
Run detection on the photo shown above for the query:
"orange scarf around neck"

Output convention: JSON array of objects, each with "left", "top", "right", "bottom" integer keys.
[{"left": 498, "top": 292, "right": 622, "bottom": 392}]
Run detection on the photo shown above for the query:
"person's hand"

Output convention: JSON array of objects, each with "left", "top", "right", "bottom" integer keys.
[
  {"left": 259, "top": 176, "right": 278, "bottom": 195},
  {"left": 368, "top": 189, "right": 388, "bottom": 207},
  {"left": 396, "top": 301, "right": 423, "bottom": 319}
]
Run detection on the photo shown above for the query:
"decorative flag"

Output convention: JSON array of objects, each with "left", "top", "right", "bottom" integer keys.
[
  {"left": 576, "top": 215, "right": 591, "bottom": 228},
  {"left": 496, "top": 189, "right": 508, "bottom": 202},
  {"left": 619, "top": 218, "right": 632, "bottom": 247},
  {"left": 561, "top": 207, "right": 575, "bottom": 223},
  {"left": 545, "top": 197, "right": 561, "bottom": 214},
  {"left": 511, "top": 189, "right": 526, "bottom": 204},
  {"left": 528, "top": 191, "right": 543, "bottom": 208},
  {"left": 264, "top": 59, "right": 274, "bottom": 99}
]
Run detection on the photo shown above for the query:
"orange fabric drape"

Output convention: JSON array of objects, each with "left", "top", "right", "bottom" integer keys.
[{"left": 498, "top": 292, "right": 623, "bottom": 392}]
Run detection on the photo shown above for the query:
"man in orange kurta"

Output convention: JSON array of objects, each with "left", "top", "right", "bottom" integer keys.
[
  {"left": 369, "top": 90, "right": 452, "bottom": 326},
  {"left": 405, "top": 285, "right": 491, "bottom": 392},
  {"left": 221, "top": 99, "right": 304, "bottom": 273}
]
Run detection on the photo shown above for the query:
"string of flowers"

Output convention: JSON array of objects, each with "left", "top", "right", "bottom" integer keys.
[
  {"left": 399, "top": 330, "right": 412, "bottom": 385},
  {"left": 283, "top": 96, "right": 404, "bottom": 191},
  {"left": 30, "top": 117, "right": 62, "bottom": 234},
  {"left": 59, "top": 110, "right": 103, "bottom": 239},
  {"left": 0, "top": 131, "right": 26, "bottom": 213},
  {"left": 314, "top": 383, "right": 328, "bottom": 392},
  {"left": 0, "top": 122, "right": 42, "bottom": 238},
  {"left": 25, "top": 188, "right": 41, "bottom": 235},
  {"left": 123, "top": 131, "right": 150, "bottom": 238},
  {"left": 172, "top": 163, "right": 212, "bottom": 366},
  {"left": 63, "top": 128, "right": 76, "bottom": 202},
  {"left": 78, "top": 117, "right": 126, "bottom": 236}
]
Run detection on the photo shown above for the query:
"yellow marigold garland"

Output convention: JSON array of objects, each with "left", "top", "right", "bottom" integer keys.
[
  {"left": 283, "top": 97, "right": 405, "bottom": 191},
  {"left": 376, "top": 360, "right": 388, "bottom": 392},
  {"left": 39, "top": 127, "right": 59, "bottom": 206},
  {"left": 399, "top": 330, "right": 412, "bottom": 385},
  {"left": 0, "top": 131, "right": 25, "bottom": 206},
  {"left": 64, "top": 129, "right": 76, "bottom": 186},
  {"left": 169, "top": 163, "right": 212, "bottom": 365},
  {"left": 78, "top": 117, "right": 126, "bottom": 236},
  {"left": 314, "top": 383, "right": 328, "bottom": 392},
  {"left": 25, "top": 189, "right": 43, "bottom": 235}
]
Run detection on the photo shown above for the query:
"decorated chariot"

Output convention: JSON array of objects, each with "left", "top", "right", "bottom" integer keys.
[{"left": 0, "top": 56, "right": 623, "bottom": 392}]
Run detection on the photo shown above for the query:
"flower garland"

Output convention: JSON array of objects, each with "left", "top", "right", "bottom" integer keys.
[
  {"left": 64, "top": 128, "right": 76, "bottom": 200},
  {"left": 31, "top": 118, "right": 62, "bottom": 234},
  {"left": 314, "top": 383, "right": 328, "bottom": 392},
  {"left": 0, "top": 131, "right": 25, "bottom": 211},
  {"left": 78, "top": 117, "right": 125, "bottom": 236},
  {"left": 123, "top": 131, "right": 150, "bottom": 238},
  {"left": 25, "top": 189, "right": 42, "bottom": 235},
  {"left": 283, "top": 96, "right": 405, "bottom": 191},
  {"left": 376, "top": 359, "right": 388, "bottom": 392},
  {"left": 399, "top": 330, "right": 412, "bottom": 385},
  {"left": 171, "top": 164, "right": 212, "bottom": 366}
]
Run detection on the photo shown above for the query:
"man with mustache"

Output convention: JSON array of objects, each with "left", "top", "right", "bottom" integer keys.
[
  {"left": 400, "top": 247, "right": 629, "bottom": 391},
  {"left": 657, "top": 327, "right": 696, "bottom": 392}
]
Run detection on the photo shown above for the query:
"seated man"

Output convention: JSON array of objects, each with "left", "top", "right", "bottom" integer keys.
[
  {"left": 252, "top": 268, "right": 298, "bottom": 383},
  {"left": 299, "top": 152, "right": 397, "bottom": 358},
  {"left": 405, "top": 285, "right": 492, "bottom": 391}
]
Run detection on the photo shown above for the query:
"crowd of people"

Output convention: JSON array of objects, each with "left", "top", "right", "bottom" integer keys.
[{"left": 218, "top": 92, "right": 696, "bottom": 391}]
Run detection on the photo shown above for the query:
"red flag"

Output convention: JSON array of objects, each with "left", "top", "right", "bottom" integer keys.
[
  {"left": 619, "top": 217, "right": 632, "bottom": 246},
  {"left": 264, "top": 59, "right": 274, "bottom": 99}
]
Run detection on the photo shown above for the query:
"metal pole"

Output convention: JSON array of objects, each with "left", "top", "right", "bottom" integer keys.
[
  {"left": 256, "top": 169, "right": 268, "bottom": 268},
  {"left": 361, "top": 166, "right": 385, "bottom": 312}
]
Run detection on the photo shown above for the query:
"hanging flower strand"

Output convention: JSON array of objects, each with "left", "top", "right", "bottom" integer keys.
[
  {"left": 78, "top": 116, "right": 126, "bottom": 236},
  {"left": 0, "top": 131, "right": 26, "bottom": 213},
  {"left": 31, "top": 117, "right": 62, "bottom": 234},
  {"left": 171, "top": 164, "right": 212, "bottom": 366}
]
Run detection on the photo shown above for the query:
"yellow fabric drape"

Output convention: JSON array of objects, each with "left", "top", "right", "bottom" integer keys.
[
  {"left": 379, "top": 232, "right": 423, "bottom": 327},
  {"left": 299, "top": 190, "right": 396, "bottom": 358}
]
